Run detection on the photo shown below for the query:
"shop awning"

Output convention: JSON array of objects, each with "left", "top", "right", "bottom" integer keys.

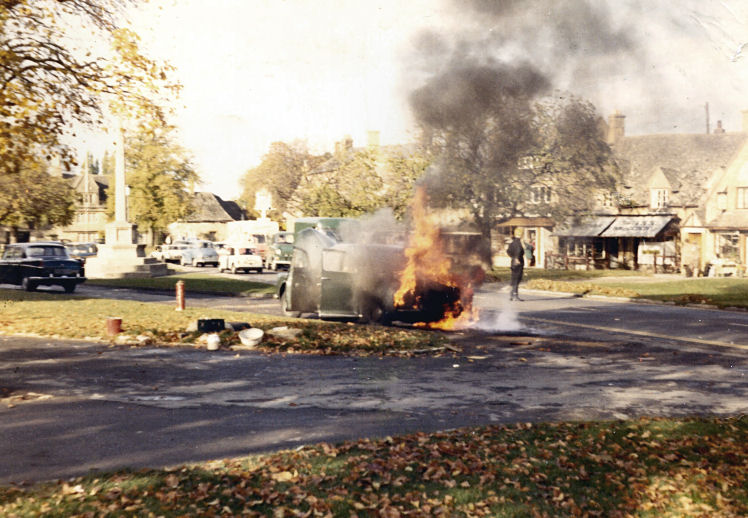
[
  {"left": 600, "top": 215, "right": 674, "bottom": 238},
  {"left": 553, "top": 217, "right": 616, "bottom": 237}
]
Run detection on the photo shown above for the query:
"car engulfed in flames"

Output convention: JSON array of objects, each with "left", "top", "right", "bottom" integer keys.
[
  {"left": 392, "top": 187, "right": 483, "bottom": 329},
  {"left": 277, "top": 190, "right": 483, "bottom": 328}
]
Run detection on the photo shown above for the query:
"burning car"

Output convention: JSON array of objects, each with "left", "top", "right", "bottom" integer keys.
[{"left": 276, "top": 228, "right": 467, "bottom": 325}]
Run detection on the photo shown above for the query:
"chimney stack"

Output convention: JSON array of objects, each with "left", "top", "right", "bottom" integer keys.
[{"left": 607, "top": 111, "right": 625, "bottom": 145}]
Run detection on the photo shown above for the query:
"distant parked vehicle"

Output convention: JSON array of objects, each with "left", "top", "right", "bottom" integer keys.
[
  {"left": 180, "top": 244, "right": 219, "bottom": 267},
  {"left": 0, "top": 241, "right": 86, "bottom": 293},
  {"left": 264, "top": 231, "right": 294, "bottom": 271},
  {"left": 218, "top": 245, "right": 263, "bottom": 274},
  {"left": 155, "top": 243, "right": 189, "bottom": 263},
  {"left": 65, "top": 242, "right": 98, "bottom": 263}
]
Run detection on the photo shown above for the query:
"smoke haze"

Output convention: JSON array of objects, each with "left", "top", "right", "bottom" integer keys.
[{"left": 402, "top": 0, "right": 748, "bottom": 135}]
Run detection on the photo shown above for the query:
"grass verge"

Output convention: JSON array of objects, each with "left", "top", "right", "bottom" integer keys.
[
  {"left": 0, "top": 289, "right": 447, "bottom": 356},
  {"left": 526, "top": 277, "right": 748, "bottom": 309},
  {"left": 85, "top": 273, "right": 276, "bottom": 297},
  {"left": 1, "top": 416, "right": 745, "bottom": 517}
]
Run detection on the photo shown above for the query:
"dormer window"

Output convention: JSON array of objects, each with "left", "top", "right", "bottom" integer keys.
[{"left": 650, "top": 188, "right": 668, "bottom": 209}]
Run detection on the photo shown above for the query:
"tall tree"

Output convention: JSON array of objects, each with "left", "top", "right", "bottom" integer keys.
[
  {"left": 298, "top": 149, "right": 428, "bottom": 219},
  {"left": 411, "top": 61, "right": 618, "bottom": 240},
  {"left": 0, "top": 0, "right": 178, "bottom": 170},
  {"left": 0, "top": 154, "right": 77, "bottom": 241},
  {"left": 0, "top": 0, "right": 178, "bottom": 240},
  {"left": 101, "top": 149, "right": 115, "bottom": 176},
  {"left": 107, "top": 125, "right": 198, "bottom": 244},
  {"left": 239, "top": 141, "right": 313, "bottom": 219}
]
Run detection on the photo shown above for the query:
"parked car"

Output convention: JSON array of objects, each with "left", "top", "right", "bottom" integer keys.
[
  {"left": 218, "top": 245, "right": 263, "bottom": 273},
  {"left": 0, "top": 241, "right": 86, "bottom": 292},
  {"left": 276, "top": 228, "right": 461, "bottom": 324},
  {"left": 155, "top": 243, "right": 189, "bottom": 263},
  {"left": 264, "top": 231, "right": 294, "bottom": 271},
  {"left": 180, "top": 244, "right": 219, "bottom": 267},
  {"left": 65, "top": 242, "right": 98, "bottom": 266}
]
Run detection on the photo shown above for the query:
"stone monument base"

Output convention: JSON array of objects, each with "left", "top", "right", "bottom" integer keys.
[{"left": 84, "top": 221, "right": 170, "bottom": 279}]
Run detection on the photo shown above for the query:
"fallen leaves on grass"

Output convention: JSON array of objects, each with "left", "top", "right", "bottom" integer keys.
[
  {"left": 0, "top": 290, "right": 449, "bottom": 357},
  {"left": 527, "top": 279, "right": 640, "bottom": 298},
  {"left": 1, "top": 417, "right": 745, "bottom": 517}
]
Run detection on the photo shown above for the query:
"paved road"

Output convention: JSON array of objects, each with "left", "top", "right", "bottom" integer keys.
[{"left": 2, "top": 279, "right": 747, "bottom": 484}]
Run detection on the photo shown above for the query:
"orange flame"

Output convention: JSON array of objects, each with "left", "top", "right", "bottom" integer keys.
[{"left": 394, "top": 187, "right": 481, "bottom": 330}]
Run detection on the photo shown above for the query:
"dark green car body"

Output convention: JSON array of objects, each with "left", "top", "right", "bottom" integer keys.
[
  {"left": 276, "top": 229, "right": 460, "bottom": 324},
  {"left": 264, "top": 231, "right": 295, "bottom": 271}
]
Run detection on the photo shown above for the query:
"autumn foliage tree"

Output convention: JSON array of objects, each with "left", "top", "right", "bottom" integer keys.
[
  {"left": 298, "top": 148, "right": 428, "bottom": 219},
  {"left": 106, "top": 124, "right": 198, "bottom": 245},
  {"left": 239, "top": 141, "right": 318, "bottom": 220},
  {"left": 0, "top": 0, "right": 179, "bottom": 239},
  {"left": 0, "top": 154, "right": 77, "bottom": 240}
]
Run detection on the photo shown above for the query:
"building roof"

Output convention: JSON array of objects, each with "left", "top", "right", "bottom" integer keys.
[
  {"left": 68, "top": 173, "right": 109, "bottom": 203},
  {"left": 706, "top": 211, "right": 748, "bottom": 230},
  {"left": 184, "top": 192, "right": 245, "bottom": 223},
  {"left": 613, "top": 133, "right": 748, "bottom": 206}
]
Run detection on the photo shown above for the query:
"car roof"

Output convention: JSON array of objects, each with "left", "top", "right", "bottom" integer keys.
[{"left": 9, "top": 241, "right": 65, "bottom": 247}]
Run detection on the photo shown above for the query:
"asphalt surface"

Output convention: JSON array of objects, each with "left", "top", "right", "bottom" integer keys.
[{"left": 1, "top": 280, "right": 747, "bottom": 484}]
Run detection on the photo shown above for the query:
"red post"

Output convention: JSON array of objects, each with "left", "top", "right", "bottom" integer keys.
[{"left": 175, "top": 280, "right": 185, "bottom": 311}]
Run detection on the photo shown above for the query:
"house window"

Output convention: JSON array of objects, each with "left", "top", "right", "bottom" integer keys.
[
  {"left": 717, "top": 232, "right": 740, "bottom": 261},
  {"left": 650, "top": 188, "right": 668, "bottom": 209},
  {"left": 530, "top": 186, "right": 551, "bottom": 204},
  {"left": 737, "top": 187, "right": 748, "bottom": 209}
]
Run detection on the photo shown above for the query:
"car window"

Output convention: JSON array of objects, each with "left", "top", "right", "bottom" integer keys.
[
  {"left": 27, "top": 246, "right": 67, "bottom": 257},
  {"left": 322, "top": 249, "right": 352, "bottom": 273},
  {"left": 3, "top": 247, "right": 20, "bottom": 259}
]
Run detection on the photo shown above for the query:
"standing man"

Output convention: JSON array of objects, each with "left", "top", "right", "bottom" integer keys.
[{"left": 507, "top": 228, "right": 525, "bottom": 301}]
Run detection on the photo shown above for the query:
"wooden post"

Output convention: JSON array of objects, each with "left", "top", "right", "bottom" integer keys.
[{"left": 176, "top": 280, "right": 185, "bottom": 311}]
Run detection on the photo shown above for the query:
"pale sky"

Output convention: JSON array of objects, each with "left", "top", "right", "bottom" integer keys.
[{"left": 75, "top": 0, "right": 748, "bottom": 200}]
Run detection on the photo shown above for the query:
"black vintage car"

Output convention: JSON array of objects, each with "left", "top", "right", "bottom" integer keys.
[{"left": 0, "top": 241, "right": 86, "bottom": 292}]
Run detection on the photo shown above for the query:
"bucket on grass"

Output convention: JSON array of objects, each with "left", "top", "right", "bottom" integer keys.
[{"left": 106, "top": 317, "right": 122, "bottom": 336}]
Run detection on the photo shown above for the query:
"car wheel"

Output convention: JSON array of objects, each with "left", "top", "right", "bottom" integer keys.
[
  {"left": 63, "top": 282, "right": 76, "bottom": 294},
  {"left": 359, "top": 297, "right": 390, "bottom": 325},
  {"left": 281, "top": 289, "right": 301, "bottom": 318},
  {"left": 21, "top": 277, "right": 36, "bottom": 292}
]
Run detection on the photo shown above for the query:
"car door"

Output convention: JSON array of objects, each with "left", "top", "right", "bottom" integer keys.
[
  {"left": 319, "top": 248, "right": 356, "bottom": 318},
  {"left": 288, "top": 249, "right": 317, "bottom": 313},
  {"left": 0, "top": 246, "right": 19, "bottom": 283}
]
